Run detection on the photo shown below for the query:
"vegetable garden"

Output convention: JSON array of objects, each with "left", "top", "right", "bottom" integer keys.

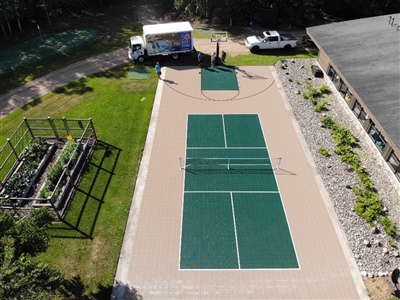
[{"left": 0, "top": 117, "right": 97, "bottom": 222}]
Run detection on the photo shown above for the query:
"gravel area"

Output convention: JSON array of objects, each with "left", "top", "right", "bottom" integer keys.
[{"left": 275, "top": 58, "right": 400, "bottom": 277}]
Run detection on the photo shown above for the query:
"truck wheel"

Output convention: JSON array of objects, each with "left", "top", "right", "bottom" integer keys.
[
  {"left": 172, "top": 53, "right": 179, "bottom": 60},
  {"left": 251, "top": 46, "right": 260, "bottom": 53},
  {"left": 137, "top": 56, "right": 145, "bottom": 63},
  {"left": 284, "top": 44, "right": 292, "bottom": 50}
]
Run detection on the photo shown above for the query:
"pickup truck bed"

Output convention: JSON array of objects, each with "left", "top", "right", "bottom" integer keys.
[{"left": 280, "top": 33, "right": 297, "bottom": 41}]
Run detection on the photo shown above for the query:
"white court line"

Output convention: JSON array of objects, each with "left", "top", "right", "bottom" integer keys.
[
  {"left": 230, "top": 192, "right": 241, "bottom": 269},
  {"left": 222, "top": 114, "right": 227, "bottom": 148}
]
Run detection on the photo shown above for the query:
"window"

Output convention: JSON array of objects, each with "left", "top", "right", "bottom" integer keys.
[
  {"left": 368, "top": 124, "right": 387, "bottom": 151},
  {"left": 268, "top": 36, "right": 279, "bottom": 42},
  {"left": 328, "top": 66, "right": 339, "bottom": 85},
  {"left": 339, "top": 81, "right": 348, "bottom": 97},
  {"left": 339, "top": 81, "right": 352, "bottom": 102},
  {"left": 352, "top": 100, "right": 368, "bottom": 125},
  {"left": 387, "top": 151, "right": 400, "bottom": 181}
]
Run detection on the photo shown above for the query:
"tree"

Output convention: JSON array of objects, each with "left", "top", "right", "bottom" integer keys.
[{"left": 0, "top": 207, "right": 63, "bottom": 299}]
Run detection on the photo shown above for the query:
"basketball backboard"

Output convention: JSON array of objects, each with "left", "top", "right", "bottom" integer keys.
[{"left": 211, "top": 31, "right": 228, "bottom": 42}]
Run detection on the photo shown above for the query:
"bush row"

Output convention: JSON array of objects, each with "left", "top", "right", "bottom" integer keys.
[{"left": 320, "top": 115, "right": 396, "bottom": 236}]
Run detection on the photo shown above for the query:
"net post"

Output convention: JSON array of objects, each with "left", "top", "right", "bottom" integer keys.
[
  {"left": 179, "top": 157, "right": 184, "bottom": 171},
  {"left": 275, "top": 157, "right": 282, "bottom": 171}
]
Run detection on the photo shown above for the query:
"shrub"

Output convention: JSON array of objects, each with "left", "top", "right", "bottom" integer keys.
[
  {"left": 332, "top": 126, "right": 356, "bottom": 147},
  {"left": 359, "top": 173, "right": 374, "bottom": 191},
  {"left": 315, "top": 100, "right": 329, "bottom": 112},
  {"left": 334, "top": 145, "right": 352, "bottom": 155},
  {"left": 380, "top": 216, "right": 397, "bottom": 236},
  {"left": 303, "top": 83, "right": 322, "bottom": 100},
  {"left": 321, "top": 116, "right": 336, "bottom": 129},
  {"left": 318, "top": 147, "right": 330, "bottom": 157},
  {"left": 340, "top": 152, "right": 359, "bottom": 166},
  {"left": 319, "top": 84, "right": 330, "bottom": 94},
  {"left": 354, "top": 190, "right": 382, "bottom": 223}
]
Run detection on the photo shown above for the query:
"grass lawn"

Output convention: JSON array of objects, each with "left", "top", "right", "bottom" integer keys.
[
  {"left": 226, "top": 50, "right": 317, "bottom": 66},
  {"left": 0, "top": 65, "right": 157, "bottom": 298}
]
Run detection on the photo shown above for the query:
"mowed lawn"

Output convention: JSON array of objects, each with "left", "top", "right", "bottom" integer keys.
[{"left": 0, "top": 65, "right": 157, "bottom": 296}]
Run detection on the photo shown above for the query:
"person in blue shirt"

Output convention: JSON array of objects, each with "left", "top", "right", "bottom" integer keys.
[
  {"left": 197, "top": 52, "right": 203, "bottom": 68},
  {"left": 155, "top": 62, "right": 161, "bottom": 79}
]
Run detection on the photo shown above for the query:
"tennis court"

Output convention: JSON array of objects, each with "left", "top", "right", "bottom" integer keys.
[{"left": 180, "top": 114, "right": 298, "bottom": 269}]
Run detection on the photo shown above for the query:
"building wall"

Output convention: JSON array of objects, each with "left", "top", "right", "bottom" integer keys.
[{"left": 316, "top": 56, "right": 400, "bottom": 181}]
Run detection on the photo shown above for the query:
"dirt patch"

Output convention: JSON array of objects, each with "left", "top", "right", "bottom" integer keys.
[{"left": 364, "top": 276, "right": 399, "bottom": 300}]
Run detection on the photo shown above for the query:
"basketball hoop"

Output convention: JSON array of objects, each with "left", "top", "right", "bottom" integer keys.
[
  {"left": 210, "top": 31, "right": 228, "bottom": 43},
  {"left": 210, "top": 32, "right": 227, "bottom": 66}
]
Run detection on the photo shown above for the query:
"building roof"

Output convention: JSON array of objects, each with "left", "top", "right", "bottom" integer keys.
[
  {"left": 143, "top": 22, "right": 193, "bottom": 36},
  {"left": 307, "top": 14, "right": 400, "bottom": 151}
]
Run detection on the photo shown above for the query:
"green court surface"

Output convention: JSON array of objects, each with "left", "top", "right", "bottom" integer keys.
[
  {"left": 0, "top": 28, "right": 98, "bottom": 74},
  {"left": 187, "top": 114, "right": 265, "bottom": 147},
  {"left": 201, "top": 66, "right": 238, "bottom": 91},
  {"left": 128, "top": 68, "right": 149, "bottom": 79},
  {"left": 180, "top": 114, "right": 299, "bottom": 269}
]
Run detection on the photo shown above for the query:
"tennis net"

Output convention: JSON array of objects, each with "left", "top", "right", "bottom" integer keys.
[{"left": 179, "top": 157, "right": 281, "bottom": 171}]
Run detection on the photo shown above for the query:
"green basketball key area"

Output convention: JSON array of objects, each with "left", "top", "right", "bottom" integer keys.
[{"left": 180, "top": 114, "right": 299, "bottom": 270}]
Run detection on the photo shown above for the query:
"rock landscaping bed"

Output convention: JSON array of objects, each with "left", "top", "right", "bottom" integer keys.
[{"left": 275, "top": 58, "right": 400, "bottom": 279}]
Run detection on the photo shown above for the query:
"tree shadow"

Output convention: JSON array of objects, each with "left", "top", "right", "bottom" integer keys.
[
  {"left": 251, "top": 46, "right": 316, "bottom": 57},
  {"left": 59, "top": 276, "right": 143, "bottom": 300},
  {"left": 48, "top": 140, "right": 121, "bottom": 239},
  {"left": 53, "top": 77, "right": 94, "bottom": 95},
  {"left": 111, "top": 281, "right": 143, "bottom": 300},
  {"left": 89, "top": 65, "right": 130, "bottom": 80}
]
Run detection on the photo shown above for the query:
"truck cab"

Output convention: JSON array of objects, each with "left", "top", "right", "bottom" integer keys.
[{"left": 128, "top": 36, "right": 146, "bottom": 63}]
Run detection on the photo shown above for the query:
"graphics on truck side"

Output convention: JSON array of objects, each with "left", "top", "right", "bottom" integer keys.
[{"left": 128, "top": 22, "right": 194, "bottom": 63}]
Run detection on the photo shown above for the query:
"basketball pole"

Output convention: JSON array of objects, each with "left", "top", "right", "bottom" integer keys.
[{"left": 216, "top": 40, "right": 220, "bottom": 66}]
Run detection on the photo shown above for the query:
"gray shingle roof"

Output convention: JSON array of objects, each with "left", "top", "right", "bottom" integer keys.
[{"left": 307, "top": 14, "right": 400, "bottom": 150}]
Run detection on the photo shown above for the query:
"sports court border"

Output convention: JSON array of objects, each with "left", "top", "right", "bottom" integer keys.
[{"left": 112, "top": 66, "right": 369, "bottom": 299}]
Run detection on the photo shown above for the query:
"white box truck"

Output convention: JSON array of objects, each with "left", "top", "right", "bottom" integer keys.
[{"left": 128, "top": 22, "right": 195, "bottom": 63}]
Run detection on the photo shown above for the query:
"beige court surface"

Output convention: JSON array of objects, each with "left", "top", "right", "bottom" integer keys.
[{"left": 112, "top": 66, "right": 368, "bottom": 299}]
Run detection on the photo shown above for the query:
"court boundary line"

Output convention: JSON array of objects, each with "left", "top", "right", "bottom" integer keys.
[{"left": 230, "top": 192, "right": 241, "bottom": 269}]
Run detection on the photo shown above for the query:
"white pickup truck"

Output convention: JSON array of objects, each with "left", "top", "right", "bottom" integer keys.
[{"left": 245, "top": 30, "right": 299, "bottom": 52}]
